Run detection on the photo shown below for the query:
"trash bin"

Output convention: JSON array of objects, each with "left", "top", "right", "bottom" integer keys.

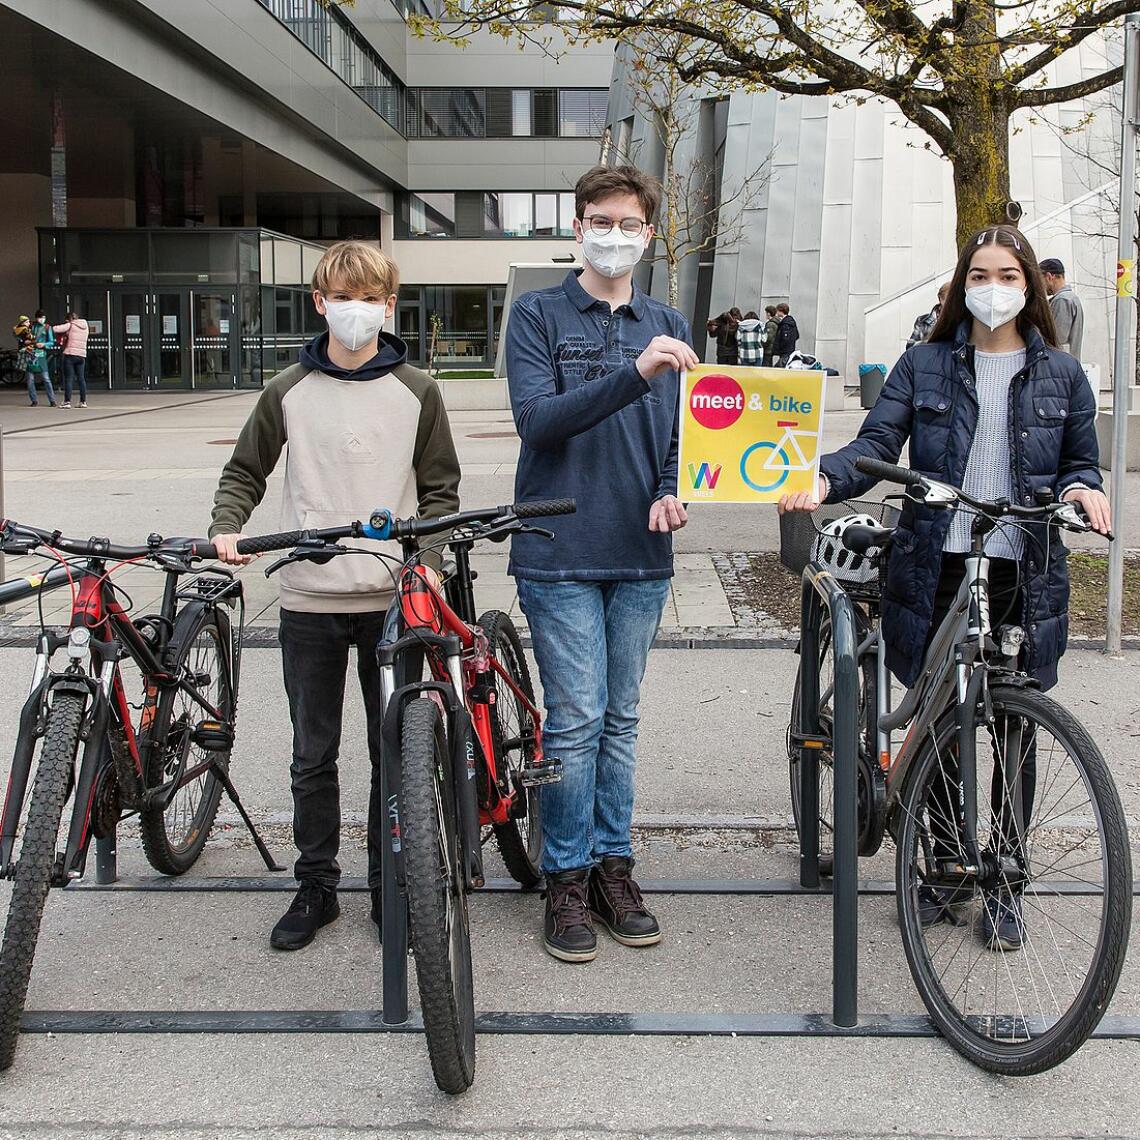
[{"left": 858, "top": 363, "right": 888, "bottom": 409}]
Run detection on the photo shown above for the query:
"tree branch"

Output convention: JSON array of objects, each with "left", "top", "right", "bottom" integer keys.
[
  {"left": 1005, "top": 0, "right": 1140, "bottom": 85},
  {"left": 1014, "top": 64, "right": 1125, "bottom": 108}
]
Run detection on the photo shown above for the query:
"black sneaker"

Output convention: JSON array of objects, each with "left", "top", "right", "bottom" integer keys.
[
  {"left": 589, "top": 855, "right": 661, "bottom": 947},
  {"left": 543, "top": 868, "right": 597, "bottom": 962},
  {"left": 269, "top": 880, "right": 339, "bottom": 950},
  {"left": 918, "top": 884, "right": 969, "bottom": 928},
  {"left": 980, "top": 889, "right": 1025, "bottom": 951}
]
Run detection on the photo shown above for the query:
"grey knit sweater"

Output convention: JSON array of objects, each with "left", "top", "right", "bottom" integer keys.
[{"left": 944, "top": 348, "right": 1026, "bottom": 561}]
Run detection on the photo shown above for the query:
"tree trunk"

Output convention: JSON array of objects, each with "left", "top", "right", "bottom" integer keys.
[
  {"left": 948, "top": 100, "right": 1013, "bottom": 246},
  {"left": 667, "top": 259, "right": 679, "bottom": 309}
]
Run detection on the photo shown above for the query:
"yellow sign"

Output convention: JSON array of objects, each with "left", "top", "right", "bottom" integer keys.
[
  {"left": 679, "top": 365, "right": 827, "bottom": 504},
  {"left": 1118, "top": 259, "right": 1136, "bottom": 299}
]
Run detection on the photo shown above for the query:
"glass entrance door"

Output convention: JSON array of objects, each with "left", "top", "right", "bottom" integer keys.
[
  {"left": 154, "top": 292, "right": 190, "bottom": 388},
  {"left": 191, "top": 292, "right": 238, "bottom": 388},
  {"left": 110, "top": 291, "right": 149, "bottom": 389}
]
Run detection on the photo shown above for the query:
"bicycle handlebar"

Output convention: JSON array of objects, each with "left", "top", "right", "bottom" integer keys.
[
  {"left": 364, "top": 499, "right": 576, "bottom": 542},
  {"left": 854, "top": 457, "right": 926, "bottom": 487}
]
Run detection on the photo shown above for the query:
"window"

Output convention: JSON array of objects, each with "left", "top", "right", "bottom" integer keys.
[
  {"left": 399, "top": 191, "right": 578, "bottom": 238},
  {"left": 559, "top": 90, "right": 608, "bottom": 138},
  {"left": 404, "top": 88, "right": 608, "bottom": 138},
  {"left": 402, "top": 192, "right": 457, "bottom": 237},
  {"left": 484, "top": 193, "right": 533, "bottom": 237}
]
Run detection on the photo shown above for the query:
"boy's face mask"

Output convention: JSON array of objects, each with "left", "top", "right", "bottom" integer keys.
[{"left": 317, "top": 295, "right": 395, "bottom": 353}]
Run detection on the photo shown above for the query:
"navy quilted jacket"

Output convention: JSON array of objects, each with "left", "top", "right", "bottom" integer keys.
[{"left": 820, "top": 321, "right": 1102, "bottom": 690}]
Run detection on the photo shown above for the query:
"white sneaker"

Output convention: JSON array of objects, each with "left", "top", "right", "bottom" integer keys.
[
  {"left": 61, "top": 401, "right": 71, "bottom": 408},
  {"left": 79, "top": 402, "right": 88, "bottom": 409}
]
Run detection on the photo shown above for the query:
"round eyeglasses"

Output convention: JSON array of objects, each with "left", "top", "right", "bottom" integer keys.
[{"left": 582, "top": 215, "right": 648, "bottom": 237}]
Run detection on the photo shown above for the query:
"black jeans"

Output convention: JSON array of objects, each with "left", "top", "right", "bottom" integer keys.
[
  {"left": 926, "top": 554, "right": 1036, "bottom": 862},
  {"left": 279, "top": 608, "right": 389, "bottom": 889}
]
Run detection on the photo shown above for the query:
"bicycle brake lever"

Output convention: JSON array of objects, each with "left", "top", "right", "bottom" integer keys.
[
  {"left": 517, "top": 524, "right": 555, "bottom": 540},
  {"left": 263, "top": 543, "right": 345, "bottom": 578}
]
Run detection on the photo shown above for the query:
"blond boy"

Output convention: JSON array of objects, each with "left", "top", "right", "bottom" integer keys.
[{"left": 210, "top": 241, "right": 460, "bottom": 950}]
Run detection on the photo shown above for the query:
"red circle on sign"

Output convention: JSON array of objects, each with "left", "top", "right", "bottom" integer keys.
[{"left": 689, "top": 373, "right": 745, "bottom": 430}]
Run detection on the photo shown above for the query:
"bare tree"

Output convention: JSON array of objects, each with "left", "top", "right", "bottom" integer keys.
[
  {"left": 609, "top": 33, "right": 773, "bottom": 308},
  {"left": 418, "top": 0, "right": 1138, "bottom": 244}
]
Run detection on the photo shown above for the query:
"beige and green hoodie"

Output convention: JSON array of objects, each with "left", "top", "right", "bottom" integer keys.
[{"left": 210, "top": 344, "right": 460, "bottom": 614}]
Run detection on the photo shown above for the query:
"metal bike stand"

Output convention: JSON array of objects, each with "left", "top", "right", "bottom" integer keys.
[
  {"left": 94, "top": 832, "right": 118, "bottom": 886},
  {"left": 797, "top": 564, "right": 860, "bottom": 1028}
]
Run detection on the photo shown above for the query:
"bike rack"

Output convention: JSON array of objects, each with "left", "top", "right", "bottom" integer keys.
[{"left": 370, "top": 558, "right": 863, "bottom": 1030}]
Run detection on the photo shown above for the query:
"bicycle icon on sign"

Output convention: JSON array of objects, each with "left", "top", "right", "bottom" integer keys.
[{"left": 740, "top": 420, "right": 820, "bottom": 492}]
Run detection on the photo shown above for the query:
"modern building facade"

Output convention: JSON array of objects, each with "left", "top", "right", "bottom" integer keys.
[
  {"left": 2, "top": 0, "right": 610, "bottom": 386},
  {"left": 605, "top": 38, "right": 1123, "bottom": 390}
]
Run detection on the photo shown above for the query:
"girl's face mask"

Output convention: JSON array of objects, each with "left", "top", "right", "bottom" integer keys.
[{"left": 964, "top": 283, "right": 1026, "bottom": 331}]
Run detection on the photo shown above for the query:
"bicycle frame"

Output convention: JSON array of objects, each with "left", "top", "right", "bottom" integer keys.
[{"left": 0, "top": 561, "right": 241, "bottom": 883}]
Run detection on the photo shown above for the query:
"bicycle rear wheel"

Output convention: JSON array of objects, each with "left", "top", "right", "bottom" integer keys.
[
  {"left": 400, "top": 697, "right": 476, "bottom": 1094},
  {"left": 788, "top": 606, "right": 884, "bottom": 870},
  {"left": 895, "top": 684, "right": 1132, "bottom": 1074},
  {"left": 0, "top": 692, "right": 85, "bottom": 1070},
  {"left": 479, "top": 610, "right": 542, "bottom": 887},
  {"left": 138, "top": 610, "right": 233, "bottom": 875}
]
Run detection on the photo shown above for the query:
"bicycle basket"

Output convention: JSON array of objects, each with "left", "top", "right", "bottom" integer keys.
[{"left": 778, "top": 499, "right": 901, "bottom": 581}]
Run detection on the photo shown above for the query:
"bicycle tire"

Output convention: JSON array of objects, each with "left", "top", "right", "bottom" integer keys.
[
  {"left": 895, "top": 685, "right": 1132, "bottom": 1074},
  {"left": 478, "top": 610, "right": 543, "bottom": 888},
  {"left": 400, "top": 697, "right": 476, "bottom": 1094},
  {"left": 0, "top": 692, "right": 85, "bottom": 1070},
  {"left": 138, "top": 610, "right": 232, "bottom": 875},
  {"left": 788, "top": 606, "right": 884, "bottom": 869}
]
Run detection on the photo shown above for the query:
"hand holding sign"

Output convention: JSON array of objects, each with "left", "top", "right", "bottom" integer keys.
[{"left": 637, "top": 336, "right": 699, "bottom": 381}]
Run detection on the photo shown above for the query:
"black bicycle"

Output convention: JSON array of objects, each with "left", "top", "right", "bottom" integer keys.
[{"left": 787, "top": 458, "right": 1132, "bottom": 1074}]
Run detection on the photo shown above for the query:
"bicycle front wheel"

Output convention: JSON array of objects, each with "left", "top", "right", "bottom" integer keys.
[
  {"left": 400, "top": 697, "right": 476, "bottom": 1094},
  {"left": 479, "top": 610, "right": 543, "bottom": 887},
  {"left": 138, "top": 609, "right": 233, "bottom": 875},
  {"left": 0, "top": 692, "right": 85, "bottom": 1070},
  {"left": 895, "top": 684, "right": 1132, "bottom": 1074}
]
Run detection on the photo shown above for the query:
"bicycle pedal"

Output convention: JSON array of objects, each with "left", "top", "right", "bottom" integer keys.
[
  {"left": 519, "top": 758, "right": 563, "bottom": 787},
  {"left": 191, "top": 719, "right": 233, "bottom": 752}
]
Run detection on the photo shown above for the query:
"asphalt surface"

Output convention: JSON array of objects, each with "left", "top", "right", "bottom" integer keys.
[{"left": 0, "top": 391, "right": 1138, "bottom": 1138}]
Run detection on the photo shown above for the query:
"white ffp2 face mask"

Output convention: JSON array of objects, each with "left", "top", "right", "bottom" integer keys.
[
  {"left": 965, "top": 283, "right": 1026, "bottom": 331},
  {"left": 580, "top": 227, "right": 647, "bottom": 279},
  {"left": 321, "top": 299, "right": 390, "bottom": 352}
]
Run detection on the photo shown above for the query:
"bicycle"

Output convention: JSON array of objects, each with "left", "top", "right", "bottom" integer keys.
[
  {"left": 253, "top": 497, "right": 573, "bottom": 1094},
  {"left": 787, "top": 456, "right": 1132, "bottom": 1074},
  {"left": 0, "top": 519, "right": 286, "bottom": 1071},
  {"left": 740, "top": 419, "right": 820, "bottom": 493}
]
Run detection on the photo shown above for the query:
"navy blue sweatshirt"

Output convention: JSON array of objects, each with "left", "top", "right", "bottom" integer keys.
[{"left": 505, "top": 270, "right": 691, "bottom": 581}]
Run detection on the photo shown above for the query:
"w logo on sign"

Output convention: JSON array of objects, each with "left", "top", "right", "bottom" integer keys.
[{"left": 688, "top": 461, "right": 722, "bottom": 490}]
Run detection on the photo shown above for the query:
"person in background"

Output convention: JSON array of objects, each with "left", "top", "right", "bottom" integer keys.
[
  {"left": 18, "top": 312, "right": 56, "bottom": 408},
  {"left": 1040, "top": 258, "right": 1084, "bottom": 361},
  {"left": 772, "top": 302, "right": 799, "bottom": 366},
  {"left": 506, "top": 164, "right": 696, "bottom": 964},
  {"left": 706, "top": 307, "right": 740, "bottom": 365},
  {"left": 53, "top": 310, "right": 90, "bottom": 408},
  {"left": 906, "top": 282, "right": 950, "bottom": 349},
  {"left": 761, "top": 304, "right": 779, "bottom": 367},
  {"left": 736, "top": 310, "right": 764, "bottom": 366},
  {"left": 209, "top": 240, "right": 460, "bottom": 952}
]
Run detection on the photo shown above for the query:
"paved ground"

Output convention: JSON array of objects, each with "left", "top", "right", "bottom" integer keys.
[{"left": 0, "top": 389, "right": 1139, "bottom": 1138}]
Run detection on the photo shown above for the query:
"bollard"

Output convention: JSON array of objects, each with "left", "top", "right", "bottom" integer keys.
[{"left": 95, "top": 833, "right": 117, "bottom": 885}]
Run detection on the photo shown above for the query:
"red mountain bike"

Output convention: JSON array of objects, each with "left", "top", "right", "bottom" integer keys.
[{"left": 261, "top": 498, "right": 573, "bottom": 1093}]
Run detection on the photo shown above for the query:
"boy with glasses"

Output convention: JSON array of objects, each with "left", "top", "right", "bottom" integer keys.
[{"left": 506, "top": 165, "right": 698, "bottom": 963}]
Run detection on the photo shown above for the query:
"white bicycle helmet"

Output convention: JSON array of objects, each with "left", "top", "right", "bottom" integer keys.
[{"left": 812, "top": 513, "right": 882, "bottom": 586}]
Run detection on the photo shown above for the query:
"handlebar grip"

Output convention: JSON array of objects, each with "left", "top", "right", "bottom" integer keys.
[
  {"left": 854, "top": 457, "right": 925, "bottom": 487},
  {"left": 235, "top": 531, "right": 308, "bottom": 556},
  {"left": 511, "top": 498, "right": 577, "bottom": 519},
  {"left": 842, "top": 524, "right": 894, "bottom": 556}
]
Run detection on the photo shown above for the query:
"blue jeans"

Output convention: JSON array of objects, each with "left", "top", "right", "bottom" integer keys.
[
  {"left": 62, "top": 356, "right": 87, "bottom": 402},
  {"left": 516, "top": 578, "right": 670, "bottom": 874},
  {"left": 25, "top": 369, "right": 55, "bottom": 405}
]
